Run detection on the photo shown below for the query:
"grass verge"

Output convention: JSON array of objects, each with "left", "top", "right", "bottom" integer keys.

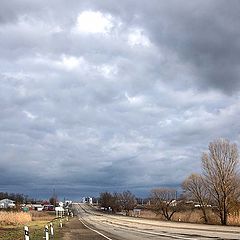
[{"left": 0, "top": 214, "right": 67, "bottom": 240}]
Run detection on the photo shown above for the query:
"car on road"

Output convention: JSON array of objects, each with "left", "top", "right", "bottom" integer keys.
[{"left": 42, "top": 204, "right": 54, "bottom": 211}]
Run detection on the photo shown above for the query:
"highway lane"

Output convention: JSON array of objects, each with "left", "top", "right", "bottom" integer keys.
[{"left": 73, "top": 203, "right": 240, "bottom": 240}]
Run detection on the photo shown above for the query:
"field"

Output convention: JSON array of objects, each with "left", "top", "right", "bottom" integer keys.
[
  {"left": 0, "top": 212, "right": 31, "bottom": 225},
  {"left": 0, "top": 211, "right": 66, "bottom": 240},
  {"left": 136, "top": 209, "right": 240, "bottom": 226}
]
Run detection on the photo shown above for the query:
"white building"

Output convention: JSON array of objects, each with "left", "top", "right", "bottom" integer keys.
[
  {"left": 64, "top": 200, "right": 72, "bottom": 206},
  {"left": 0, "top": 199, "right": 16, "bottom": 208},
  {"left": 82, "top": 197, "right": 93, "bottom": 204}
]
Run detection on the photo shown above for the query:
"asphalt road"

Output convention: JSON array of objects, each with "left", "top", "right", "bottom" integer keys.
[
  {"left": 62, "top": 217, "right": 109, "bottom": 240},
  {"left": 71, "top": 203, "right": 240, "bottom": 240}
]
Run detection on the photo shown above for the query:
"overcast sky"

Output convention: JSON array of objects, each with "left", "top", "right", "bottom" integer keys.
[{"left": 1, "top": 0, "right": 240, "bottom": 200}]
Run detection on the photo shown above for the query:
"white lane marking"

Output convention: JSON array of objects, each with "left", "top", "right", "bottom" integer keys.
[
  {"left": 79, "top": 218, "right": 113, "bottom": 240},
  {"left": 134, "top": 229, "right": 198, "bottom": 240},
  {"left": 102, "top": 220, "right": 199, "bottom": 240}
]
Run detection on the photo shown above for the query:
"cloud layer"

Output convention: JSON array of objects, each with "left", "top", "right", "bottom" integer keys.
[{"left": 1, "top": 0, "right": 240, "bottom": 199}]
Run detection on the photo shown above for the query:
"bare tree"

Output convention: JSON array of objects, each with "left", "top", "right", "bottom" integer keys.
[
  {"left": 202, "top": 138, "right": 239, "bottom": 225},
  {"left": 150, "top": 188, "right": 178, "bottom": 221},
  {"left": 99, "top": 192, "right": 122, "bottom": 213},
  {"left": 119, "top": 191, "right": 137, "bottom": 215},
  {"left": 112, "top": 192, "right": 122, "bottom": 212},
  {"left": 182, "top": 173, "right": 210, "bottom": 223}
]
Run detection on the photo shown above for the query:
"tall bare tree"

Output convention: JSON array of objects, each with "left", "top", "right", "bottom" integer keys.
[
  {"left": 119, "top": 191, "right": 137, "bottom": 215},
  {"left": 150, "top": 188, "right": 178, "bottom": 221},
  {"left": 202, "top": 138, "right": 239, "bottom": 225},
  {"left": 99, "top": 192, "right": 121, "bottom": 212},
  {"left": 182, "top": 173, "right": 210, "bottom": 223}
]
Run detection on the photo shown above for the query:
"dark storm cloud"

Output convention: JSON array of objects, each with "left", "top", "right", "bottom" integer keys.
[
  {"left": 146, "top": 1, "right": 240, "bottom": 93},
  {"left": 90, "top": 0, "right": 240, "bottom": 93},
  {"left": 0, "top": 0, "right": 240, "bottom": 199}
]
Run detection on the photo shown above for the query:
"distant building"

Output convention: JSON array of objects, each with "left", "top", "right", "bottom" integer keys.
[
  {"left": 82, "top": 197, "right": 93, "bottom": 204},
  {"left": 64, "top": 200, "right": 72, "bottom": 206},
  {"left": 0, "top": 199, "right": 16, "bottom": 208}
]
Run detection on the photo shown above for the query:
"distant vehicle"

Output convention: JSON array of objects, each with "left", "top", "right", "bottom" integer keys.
[
  {"left": 32, "top": 204, "right": 44, "bottom": 211},
  {"left": 42, "top": 205, "right": 55, "bottom": 211}
]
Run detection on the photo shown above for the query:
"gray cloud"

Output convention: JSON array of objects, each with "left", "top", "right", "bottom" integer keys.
[{"left": 0, "top": 0, "right": 240, "bottom": 199}]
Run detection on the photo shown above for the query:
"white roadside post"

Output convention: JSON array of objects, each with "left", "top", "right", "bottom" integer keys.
[
  {"left": 45, "top": 225, "right": 49, "bottom": 240},
  {"left": 66, "top": 216, "right": 69, "bottom": 221},
  {"left": 24, "top": 226, "right": 30, "bottom": 240},
  {"left": 70, "top": 212, "right": 73, "bottom": 217},
  {"left": 50, "top": 222, "right": 54, "bottom": 237},
  {"left": 59, "top": 219, "right": 63, "bottom": 228}
]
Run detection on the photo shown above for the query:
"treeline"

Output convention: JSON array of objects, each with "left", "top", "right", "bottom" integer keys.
[
  {"left": 0, "top": 192, "right": 35, "bottom": 204},
  {"left": 99, "top": 191, "right": 137, "bottom": 215},
  {"left": 98, "top": 138, "right": 240, "bottom": 225}
]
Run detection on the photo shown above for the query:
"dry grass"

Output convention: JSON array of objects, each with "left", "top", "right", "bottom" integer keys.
[
  {"left": 0, "top": 211, "right": 63, "bottom": 239},
  {"left": 31, "top": 211, "right": 56, "bottom": 221},
  {"left": 139, "top": 209, "right": 221, "bottom": 224},
  {"left": 0, "top": 218, "right": 64, "bottom": 240},
  {"left": 228, "top": 212, "right": 240, "bottom": 226},
  {"left": 0, "top": 210, "right": 56, "bottom": 226},
  {"left": 0, "top": 212, "right": 32, "bottom": 226},
  {"left": 139, "top": 209, "right": 240, "bottom": 226},
  {"left": 172, "top": 210, "right": 219, "bottom": 224}
]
